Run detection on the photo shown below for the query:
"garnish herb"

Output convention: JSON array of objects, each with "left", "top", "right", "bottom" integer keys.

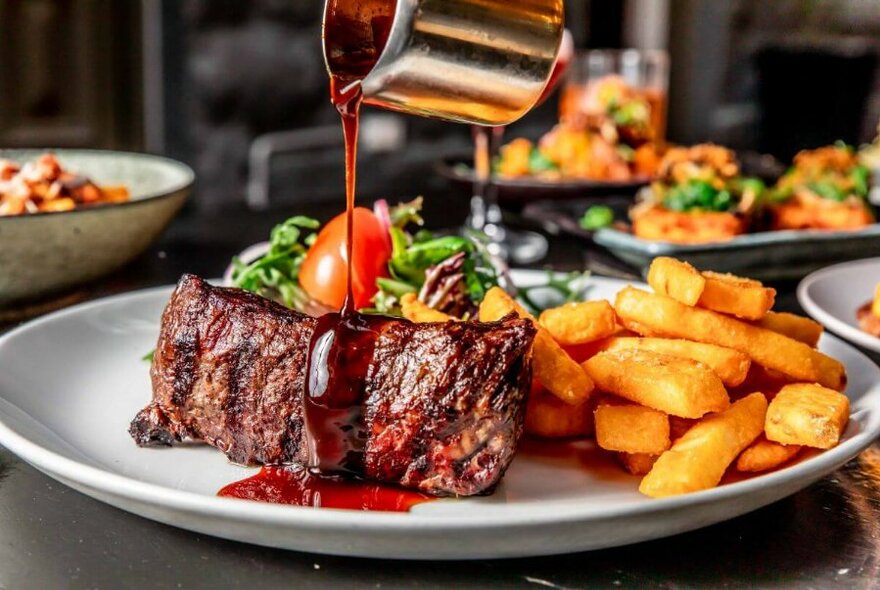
[
  {"left": 580, "top": 205, "right": 615, "bottom": 231},
  {"left": 663, "top": 179, "right": 734, "bottom": 213},
  {"left": 528, "top": 148, "right": 560, "bottom": 174},
  {"left": 231, "top": 216, "right": 320, "bottom": 310}
]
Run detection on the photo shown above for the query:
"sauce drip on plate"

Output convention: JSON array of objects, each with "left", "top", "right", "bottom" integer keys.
[{"left": 218, "top": 466, "right": 431, "bottom": 512}]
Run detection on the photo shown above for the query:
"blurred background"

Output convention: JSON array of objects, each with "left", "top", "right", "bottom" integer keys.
[{"left": 2, "top": 0, "right": 880, "bottom": 216}]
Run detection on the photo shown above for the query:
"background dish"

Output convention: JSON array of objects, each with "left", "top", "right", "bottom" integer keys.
[
  {"left": 798, "top": 258, "right": 880, "bottom": 353},
  {"left": 0, "top": 270, "right": 877, "bottom": 560},
  {"left": 437, "top": 151, "right": 784, "bottom": 206},
  {"left": 0, "top": 149, "right": 193, "bottom": 307},
  {"left": 525, "top": 198, "right": 880, "bottom": 280},
  {"left": 435, "top": 155, "right": 650, "bottom": 202}
]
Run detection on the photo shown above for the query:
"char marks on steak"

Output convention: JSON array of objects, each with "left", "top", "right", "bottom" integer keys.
[{"left": 130, "top": 275, "right": 536, "bottom": 496}]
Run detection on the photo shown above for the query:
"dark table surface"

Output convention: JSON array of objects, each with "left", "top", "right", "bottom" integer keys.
[{"left": 1, "top": 203, "right": 880, "bottom": 590}]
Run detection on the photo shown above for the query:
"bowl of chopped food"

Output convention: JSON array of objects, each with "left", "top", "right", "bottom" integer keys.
[{"left": 0, "top": 149, "right": 193, "bottom": 307}]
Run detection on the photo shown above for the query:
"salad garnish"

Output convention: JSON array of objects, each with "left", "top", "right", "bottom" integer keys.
[
  {"left": 227, "top": 198, "right": 585, "bottom": 318},
  {"left": 231, "top": 216, "right": 320, "bottom": 310}
]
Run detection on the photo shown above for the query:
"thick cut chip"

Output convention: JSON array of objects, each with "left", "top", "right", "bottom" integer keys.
[
  {"left": 538, "top": 300, "right": 618, "bottom": 346},
  {"left": 647, "top": 257, "right": 705, "bottom": 306},
  {"left": 600, "top": 337, "right": 750, "bottom": 387},
  {"left": 616, "top": 318, "right": 660, "bottom": 337},
  {"left": 582, "top": 349, "right": 729, "bottom": 418},
  {"left": 400, "top": 293, "right": 455, "bottom": 323},
  {"left": 614, "top": 288, "right": 846, "bottom": 391},
  {"left": 479, "top": 286, "right": 535, "bottom": 322},
  {"left": 735, "top": 435, "right": 802, "bottom": 472},
  {"left": 751, "top": 312, "right": 823, "bottom": 348},
  {"left": 647, "top": 258, "right": 776, "bottom": 320},
  {"left": 480, "top": 287, "right": 593, "bottom": 404},
  {"left": 525, "top": 387, "right": 591, "bottom": 438},
  {"left": 765, "top": 383, "right": 850, "bottom": 449},
  {"left": 594, "top": 403, "right": 670, "bottom": 454},
  {"left": 617, "top": 452, "right": 658, "bottom": 476},
  {"left": 873, "top": 284, "right": 880, "bottom": 318},
  {"left": 639, "top": 393, "right": 767, "bottom": 497},
  {"left": 698, "top": 271, "right": 776, "bottom": 321}
]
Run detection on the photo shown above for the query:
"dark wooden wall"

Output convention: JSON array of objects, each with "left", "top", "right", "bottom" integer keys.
[{"left": 0, "top": 0, "right": 143, "bottom": 150}]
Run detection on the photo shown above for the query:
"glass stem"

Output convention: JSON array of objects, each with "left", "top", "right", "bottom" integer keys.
[{"left": 469, "top": 125, "right": 506, "bottom": 232}]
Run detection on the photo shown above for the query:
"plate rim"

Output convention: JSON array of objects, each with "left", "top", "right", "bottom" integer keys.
[
  {"left": 798, "top": 257, "right": 880, "bottom": 354},
  {"left": 1, "top": 272, "right": 879, "bottom": 533}
]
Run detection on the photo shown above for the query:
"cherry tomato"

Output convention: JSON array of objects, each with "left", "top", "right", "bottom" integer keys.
[{"left": 299, "top": 207, "right": 392, "bottom": 310}]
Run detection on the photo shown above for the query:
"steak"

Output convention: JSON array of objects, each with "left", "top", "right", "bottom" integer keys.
[{"left": 130, "top": 275, "right": 536, "bottom": 496}]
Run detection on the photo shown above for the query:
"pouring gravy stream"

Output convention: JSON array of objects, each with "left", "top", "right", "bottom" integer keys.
[{"left": 220, "top": 0, "right": 433, "bottom": 511}]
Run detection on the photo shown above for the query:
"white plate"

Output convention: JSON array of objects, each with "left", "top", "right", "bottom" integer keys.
[
  {"left": 1, "top": 271, "right": 879, "bottom": 560},
  {"left": 798, "top": 258, "right": 880, "bottom": 354}
]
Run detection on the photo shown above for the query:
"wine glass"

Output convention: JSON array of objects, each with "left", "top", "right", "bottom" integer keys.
[{"left": 465, "top": 30, "right": 575, "bottom": 264}]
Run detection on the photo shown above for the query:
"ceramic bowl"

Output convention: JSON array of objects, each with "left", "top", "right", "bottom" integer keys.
[{"left": 0, "top": 149, "right": 193, "bottom": 306}]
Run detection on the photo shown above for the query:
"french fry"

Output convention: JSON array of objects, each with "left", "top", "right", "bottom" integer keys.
[
  {"left": 617, "top": 452, "right": 658, "bottom": 476},
  {"left": 613, "top": 288, "right": 846, "bottom": 391},
  {"left": 647, "top": 257, "right": 705, "bottom": 306},
  {"left": 639, "top": 393, "right": 767, "bottom": 497},
  {"left": 599, "top": 337, "right": 751, "bottom": 387},
  {"left": 583, "top": 349, "right": 729, "bottom": 418},
  {"left": 615, "top": 318, "right": 660, "bottom": 337},
  {"left": 480, "top": 287, "right": 593, "bottom": 404},
  {"left": 697, "top": 271, "right": 776, "bottom": 321},
  {"left": 647, "top": 258, "right": 776, "bottom": 320},
  {"left": 538, "top": 300, "right": 618, "bottom": 346},
  {"left": 594, "top": 403, "right": 670, "bottom": 454},
  {"left": 873, "top": 284, "right": 880, "bottom": 318},
  {"left": 765, "top": 383, "right": 850, "bottom": 449},
  {"left": 400, "top": 293, "right": 454, "bottom": 323},
  {"left": 735, "top": 435, "right": 801, "bottom": 472},
  {"left": 531, "top": 331, "right": 594, "bottom": 405},
  {"left": 751, "top": 312, "right": 823, "bottom": 348},
  {"left": 525, "top": 387, "right": 591, "bottom": 438}
]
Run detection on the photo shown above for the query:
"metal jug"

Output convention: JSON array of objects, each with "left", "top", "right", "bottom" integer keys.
[{"left": 323, "top": 0, "right": 565, "bottom": 126}]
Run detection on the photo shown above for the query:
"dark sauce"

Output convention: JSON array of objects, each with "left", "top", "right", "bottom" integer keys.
[
  {"left": 219, "top": 0, "right": 425, "bottom": 512},
  {"left": 303, "top": 312, "right": 391, "bottom": 474},
  {"left": 302, "top": 0, "right": 398, "bottom": 475},
  {"left": 218, "top": 466, "right": 431, "bottom": 512}
]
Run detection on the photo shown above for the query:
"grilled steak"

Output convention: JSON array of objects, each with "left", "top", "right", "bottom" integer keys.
[{"left": 130, "top": 275, "right": 536, "bottom": 496}]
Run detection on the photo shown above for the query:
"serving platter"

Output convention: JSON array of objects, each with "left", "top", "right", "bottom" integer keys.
[
  {"left": 0, "top": 270, "right": 878, "bottom": 560},
  {"left": 593, "top": 225, "right": 880, "bottom": 281},
  {"left": 798, "top": 258, "right": 880, "bottom": 354}
]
